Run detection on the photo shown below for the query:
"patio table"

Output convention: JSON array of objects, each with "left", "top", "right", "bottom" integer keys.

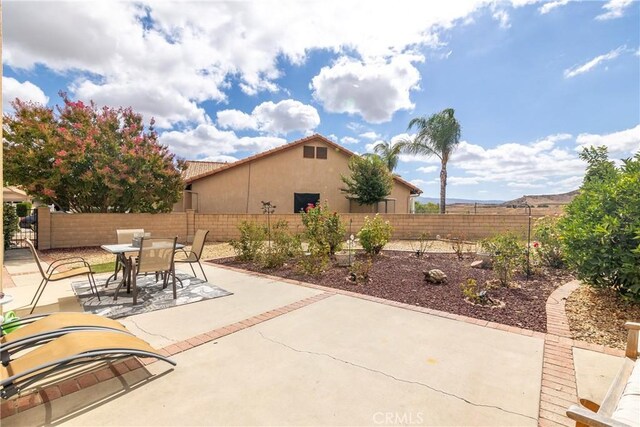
[{"left": 101, "top": 242, "right": 184, "bottom": 300}]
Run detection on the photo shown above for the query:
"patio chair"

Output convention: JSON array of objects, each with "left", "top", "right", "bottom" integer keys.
[
  {"left": 1, "top": 312, "right": 131, "bottom": 359},
  {"left": 0, "top": 330, "right": 176, "bottom": 399},
  {"left": 117, "top": 237, "right": 177, "bottom": 305},
  {"left": 109, "top": 228, "right": 145, "bottom": 284},
  {"left": 24, "top": 239, "right": 99, "bottom": 314},
  {"left": 174, "top": 229, "right": 209, "bottom": 282}
]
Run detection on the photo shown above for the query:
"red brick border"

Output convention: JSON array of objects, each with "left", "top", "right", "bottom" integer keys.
[{"left": 0, "top": 292, "right": 333, "bottom": 419}]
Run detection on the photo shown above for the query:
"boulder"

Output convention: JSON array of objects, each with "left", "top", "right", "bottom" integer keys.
[
  {"left": 471, "top": 260, "right": 489, "bottom": 269},
  {"left": 423, "top": 269, "right": 447, "bottom": 284}
]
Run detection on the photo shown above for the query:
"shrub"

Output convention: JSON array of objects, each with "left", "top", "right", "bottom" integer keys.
[
  {"left": 297, "top": 244, "right": 329, "bottom": 276},
  {"left": 533, "top": 216, "right": 564, "bottom": 268},
  {"left": 16, "top": 202, "right": 32, "bottom": 217},
  {"left": 358, "top": 214, "right": 392, "bottom": 255},
  {"left": 559, "top": 147, "right": 640, "bottom": 297},
  {"left": 480, "top": 233, "right": 524, "bottom": 286},
  {"left": 3, "top": 204, "right": 18, "bottom": 250},
  {"left": 230, "top": 221, "right": 266, "bottom": 261},
  {"left": 260, "top": 220, "right": 301, "bottom": 269},
  {"left": 348, "top": 256, "right": 373, "bottom": 284},
  {"left": 300, "top": 202, "right": 345, "bottom": 256}
]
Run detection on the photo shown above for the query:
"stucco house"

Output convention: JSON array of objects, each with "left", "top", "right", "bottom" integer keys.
[{"left": 175, "top": 134, "right": 422, "bottom": 214}]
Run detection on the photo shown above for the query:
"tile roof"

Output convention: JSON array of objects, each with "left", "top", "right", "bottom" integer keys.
[
  {"left": 182, "top": 160, "right": 228, "bottom": 182},
  {"left": 184, "top": 134, "right": 422, "bottom": 194}
]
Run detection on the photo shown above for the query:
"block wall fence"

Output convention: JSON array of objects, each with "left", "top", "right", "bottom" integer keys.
[{"left": 36, "top": 207, "right": 540, "bottom": 250}]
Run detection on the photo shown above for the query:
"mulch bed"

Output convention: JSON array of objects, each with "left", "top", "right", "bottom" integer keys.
[{"left": 211, "top": 251, "right": 573, "bottom": 332}]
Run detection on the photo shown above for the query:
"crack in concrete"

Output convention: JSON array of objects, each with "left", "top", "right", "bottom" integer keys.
[
  {"left": 126, "top": 318, "right": 176, "bottom": 344},
  {"left": 258, "top": 331, "right": 537, "bottom": 422}
]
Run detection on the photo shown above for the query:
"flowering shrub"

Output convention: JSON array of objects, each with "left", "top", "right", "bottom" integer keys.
[
  {"left": 358, "top": 214, "right": 393, "bottom": 255},
  {"left": 480, "top": 233, "right": 524, "bottom": 286},
  {"left": 300, "top": 202, "right": 345, "bottom": 255},
  {"left": 533, "top": 216, "right": 564, "bottom": 268}
]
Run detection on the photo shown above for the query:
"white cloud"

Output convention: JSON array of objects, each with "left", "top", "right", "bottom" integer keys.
[
  {"left": 4, "top": 1, "right": 498, "bottom": 127},
  {"left": 492, "top": 9, "right": 511, "bottom": 29},
  {"left": 359, "top": 131, "right": 380, "bottom": 140},
  {"left": 596, "top": 0, "right": 634, "bottom": 20},
  {"left": 417, "top": 166, "right": 438, "bottom": 173},
  {"left": 539, "top": 0, "right": 570, "bottom": 15},
  {"left": 310, "top": 55, "right": 422, "bottom": 123},
  {"left": 576, "top": 124, "right": 640, "bottom": 155},
  {"left": 217, "top": 99, "right": 320, "bottom": 135},
  {"left": 564, "top": 46, "right": 626, "bottom": 78},
  {"left": 159, "top": 124, "right": 286, "bottom": 159},
  {"left": 327, "top": 134, "right": 338, "bottom": 142},
  {"left": 2, "top": 77, "right": 49, "bottom": 112},
  {"left": 340, "top": 136, "right": 359, "bottom": 145}
]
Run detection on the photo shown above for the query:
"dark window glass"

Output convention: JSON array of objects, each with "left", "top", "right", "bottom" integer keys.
[
  {"left": 316, "top": 146, "right": 328, "bottom": 159},
  {"left": 303, "top": 146, "right": 315, "bottom": 158},
  {"left": 294, "top": 193, "right": 320, "bottom": 213}
]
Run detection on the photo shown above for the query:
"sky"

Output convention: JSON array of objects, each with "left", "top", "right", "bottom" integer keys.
[{"left": 3, "top": 0, "right": 639, "bottom": 201}]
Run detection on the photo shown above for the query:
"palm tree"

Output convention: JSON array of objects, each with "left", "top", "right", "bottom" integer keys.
[
  {"left": 400, "top": 108, "right": 461, "bottom": 214},
  {"left": 372, "top": 140, "right": 403, "bottom": 172}
]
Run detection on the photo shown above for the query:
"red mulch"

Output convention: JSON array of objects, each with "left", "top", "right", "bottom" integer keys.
[{"left": 211, "top": 251, "right": 573, "bottom": 332}]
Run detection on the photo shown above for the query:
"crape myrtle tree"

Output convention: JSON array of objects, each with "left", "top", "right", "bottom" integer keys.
[
  {"left": 3, "top": 94, "right": 185, "bottom": 213},
  {"left": 341, "top": 155, "right": 393, "bottom": 206},
  {"left": 400, "top": 108, "right": 461, "bottom": 214}
]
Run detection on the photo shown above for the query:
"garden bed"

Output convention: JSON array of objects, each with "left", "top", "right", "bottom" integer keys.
[{"left": 212, "top": 250, "right": 573, "bottom": 332}]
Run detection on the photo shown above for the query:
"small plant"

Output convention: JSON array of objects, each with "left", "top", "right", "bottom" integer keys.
[
  {"left": 480, "top": 233, "right": 524, "bottom": 286},
  {"left": 460, "top": 278, "right": 495, "bottom": 305},
  {"left": 410, "top": 232, "right": 433, "bottom": 258},
  {"left": 446, "top": 234, "right": 467, "bottom": 260},
  {"left": 358, "top": 214, "right": 392, "bottom": 255},
  {"left": 297, "top": 244, "right": 329, "bottom": 276},
  {"left": 3, "top": 203, "right": 19, "bottom": 250},
  {"left": 301, "top": 202, "right": 345, "bottom": 256},
  {"left": 533, "top": 216, "right": 564, "bottom": 268},
  {"left": 230, "top": 221, "right": 267, "bottom": 261},
  {"left": 349, "top": 256, "right": 373, "bottom": 284},
  {"left": 16, "top": 202, "right": 32, "bottom": 217},
  {"left": 259, "top": 220, "right": 301, "bottom": 269}
]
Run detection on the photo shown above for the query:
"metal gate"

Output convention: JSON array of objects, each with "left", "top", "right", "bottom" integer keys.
[{"left": 11, "top": 208, "right": 38, "bottom": 249}]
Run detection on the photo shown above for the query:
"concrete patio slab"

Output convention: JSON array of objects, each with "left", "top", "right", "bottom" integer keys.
[
  {"left": 4, "top": 293, "right": 543, "bottom": 426},
  {"left": 573, "top": 347, "right": 625, "bottom": 406}
]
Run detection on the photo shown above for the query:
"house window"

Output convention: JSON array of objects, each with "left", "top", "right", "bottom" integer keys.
[
  {"left": 316, "top": 146, "right": 327, "bottom": 159},
  {"left": 294, "top": 193, "right": 320, "bottom": 213},
  {"left": 303, "top": 146, "right": 315, "bottom": 158}
]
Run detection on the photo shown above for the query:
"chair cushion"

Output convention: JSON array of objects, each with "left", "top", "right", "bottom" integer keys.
[{"left": 612, "top": 359, "right": 640, "bottom": 427}]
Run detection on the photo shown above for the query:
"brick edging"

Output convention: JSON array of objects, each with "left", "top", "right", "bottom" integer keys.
[{"left": 0, "top": 292, "right": 333, "bottom": 419}]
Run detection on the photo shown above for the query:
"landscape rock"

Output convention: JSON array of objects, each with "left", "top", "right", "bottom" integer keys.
[
  {"left": 471, "top": 260, "right": 489, "bottom": 269},
  {"left": 424, "top": 269, "right": 447, "bottom": 284}
]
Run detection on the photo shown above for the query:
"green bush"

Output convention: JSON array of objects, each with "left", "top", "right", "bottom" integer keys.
[
  {"left": 358, "top": 214, "right": 392, "bottom": 255},
  {"left": 480, "top": 233, "right": 524, "bottom": 286},
  {"left": 16, "top": 202, "right": 32, "bottom": 217},
  {"left": 301, "top": 202, "right": 345, "bottom": 256},
  {"left": 297, "top": 244, "right": 329, "bottom": 276},
  {"left": 260, "top": 220, "right": 301, "bottom": 269},
  {"left": 533, "top": 216, "right": 564, "bottom": 268},
  {"left": 559, "top": 147, "right": 640, "bottom": 297},
  {"left": 414, "top": 201, "right": 439, "bottom": 214},
  {"left": 3, "top": 204, "right": 19, "bottom": 250},
  {"left": 230, "top": 221, "right": 266, "bottom": 261}
]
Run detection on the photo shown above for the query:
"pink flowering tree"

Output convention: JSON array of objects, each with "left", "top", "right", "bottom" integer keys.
[{"left": 3, "top": 94, "right": 185, "bottom": 213}]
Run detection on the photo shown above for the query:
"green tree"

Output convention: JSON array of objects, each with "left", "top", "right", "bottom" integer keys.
[
  {"left": 559, "top": 147, "right": 640, "bottom": 297},
  {"left": 3, "top": 95, "right": 185, "bottom": 213},
  {"left": 414, "top": 201, "right": 439, "bottom": 214},
  {"left": 400, "top": 108, "right": 461, "bottom": 214},
  {"left": 341, "top": 155, "right": 393, "bottom": 206},
  {"left": 372, "top": 140, "right": 403, "bottom": 172}
]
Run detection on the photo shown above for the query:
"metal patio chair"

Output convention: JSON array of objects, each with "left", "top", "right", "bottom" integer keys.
[
  {"left": 174, "top": 229, "right": 209, "bottom": 282},
  {"left": 24, "top": 239, "right": 99, "bottom": 314}
]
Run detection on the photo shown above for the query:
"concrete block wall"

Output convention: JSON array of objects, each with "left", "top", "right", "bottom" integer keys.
[{"left": 38, "top": 211, "right": 536, "bottom": 249}]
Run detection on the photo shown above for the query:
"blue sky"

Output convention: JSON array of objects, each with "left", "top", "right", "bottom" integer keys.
[{"left": 3, "top": 0, "right": 639, "bottom": 201}]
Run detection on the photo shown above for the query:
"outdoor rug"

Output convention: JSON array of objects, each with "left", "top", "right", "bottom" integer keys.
[{"left": 72, "top": 273, "right": 233, "bottom": 319}]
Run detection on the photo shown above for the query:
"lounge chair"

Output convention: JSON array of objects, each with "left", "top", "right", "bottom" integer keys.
[
  {"left": 1, "top": 330, "right": 176, "bottom": 399},
  {"left": 175, "top": 229, "right": 209, "bottom": 282},
  {"left": 25, "top": 239, "right": 99, "bottom": 314},
  {"left": 1, "top": 312, "right": 131, "bottom": 358}
]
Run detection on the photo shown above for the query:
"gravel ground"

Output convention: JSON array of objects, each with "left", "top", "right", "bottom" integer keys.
[
  {"left": 213, "top": 250, "right": 572, "bottom": 332},
  {"left": 566, "top": 285, "right": 640, "bottom": 350}
]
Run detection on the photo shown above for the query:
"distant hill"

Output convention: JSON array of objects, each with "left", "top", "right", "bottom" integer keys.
[
  {"left": 502, "top": 190, "right": 579, "bottom": 207},
  {"left": 418, "top": 196, "right": 504, "bottom": 205}
]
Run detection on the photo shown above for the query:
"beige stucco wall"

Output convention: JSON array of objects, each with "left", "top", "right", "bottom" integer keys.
[{"left": 189, "top": 137, "right": 415, "bottom": 214}]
